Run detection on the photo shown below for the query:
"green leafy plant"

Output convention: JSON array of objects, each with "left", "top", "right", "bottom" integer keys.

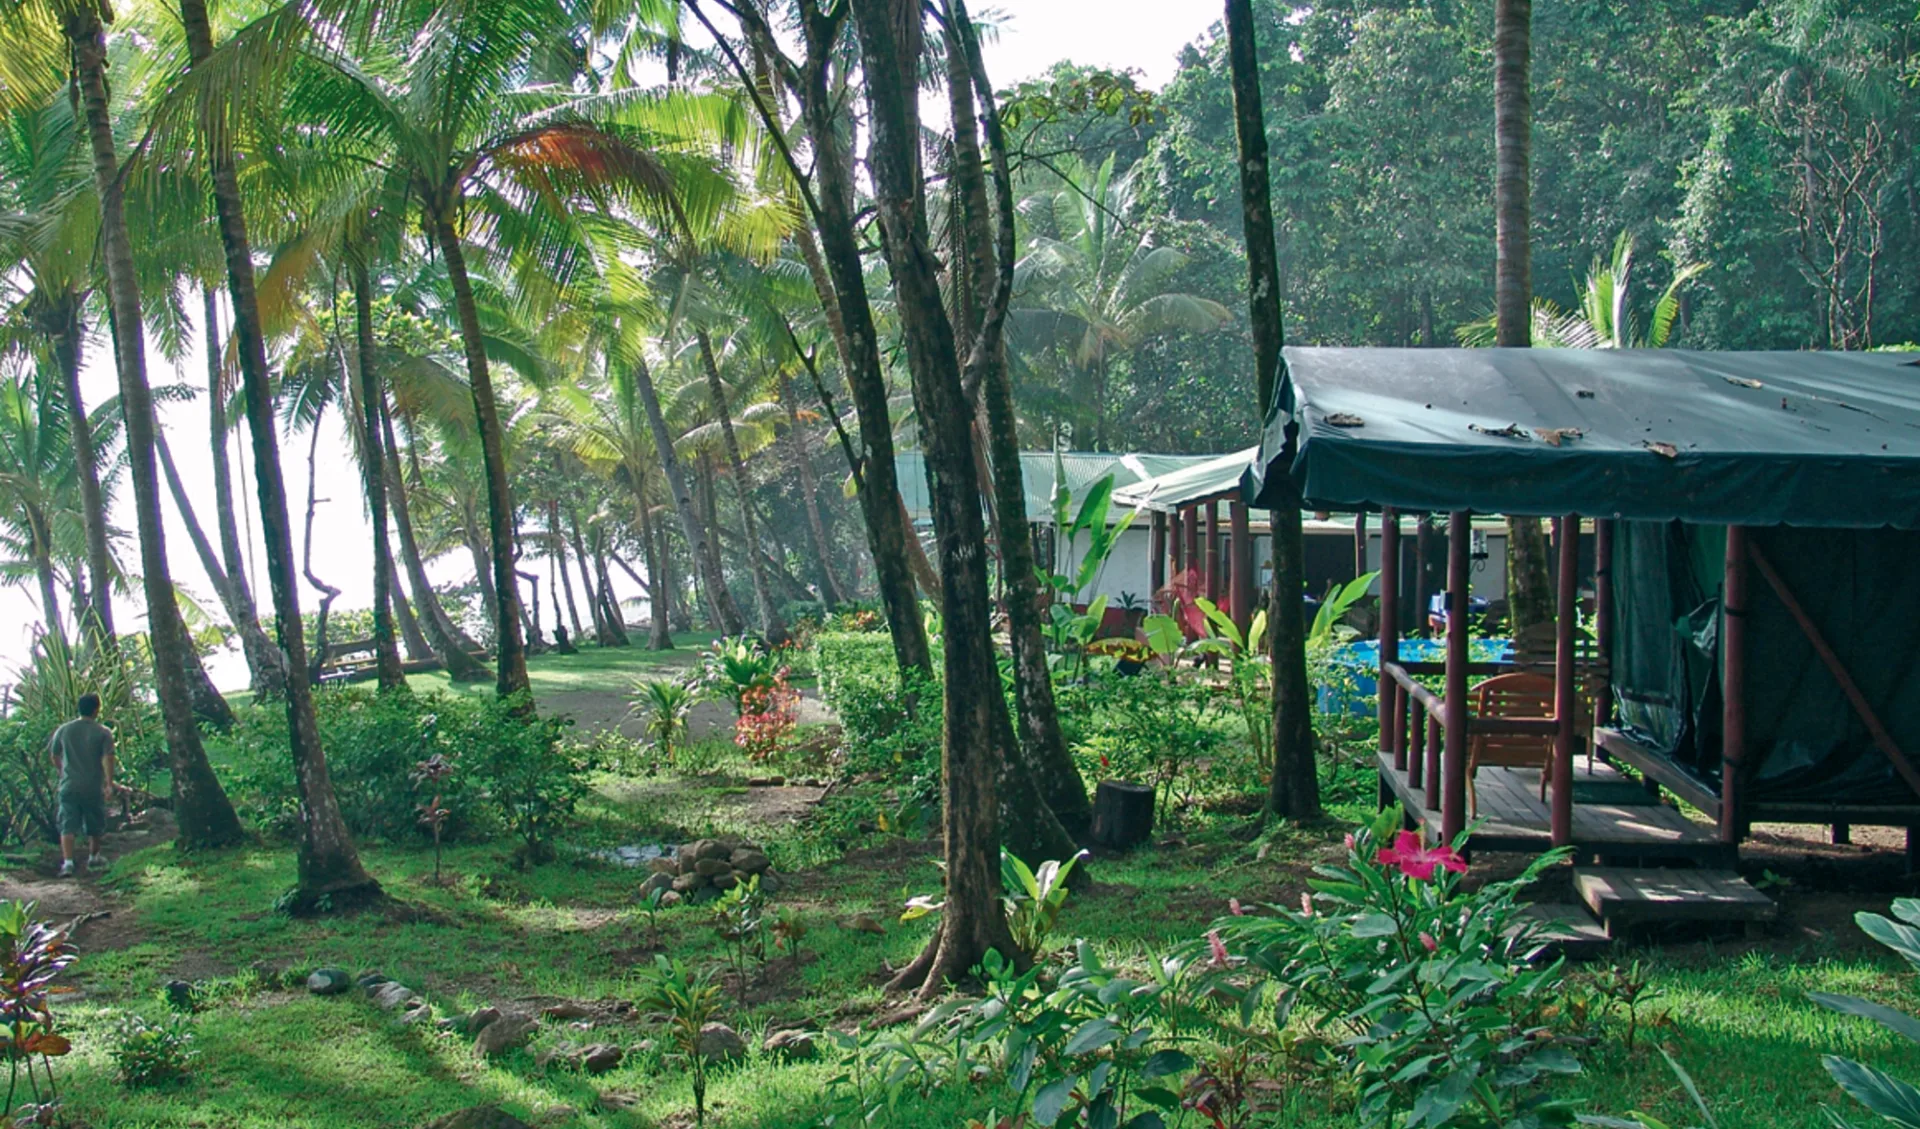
[
  {"left": 639, "top": 885, "right": 669, "bottom": 948},
  {"left": 410, "top": 753, "right": 454, "bottom": 882},
  {"left": 636, "top": 956, "right": 726, "bottom": 1127},
  {"left": 710, "top": 874, "right": 770, "bottom": 991},
  {"left": 0, "top": 901, "right": 76, "bottom": 1116},
  {"left": 1589, "top": 960, "right": 1665, "bottom": 1054},
  {"left": 1809, "top": 898, "right": 1920, "bottom": 1128},
  {"left": 1310, "top": 570, "right": 1380, "bottom": 643},
  {"left": 638, "top": 678, "right": 697, "bottom": 769},
  {"left": 1208, "top": 809, "right": 1579, "bottom": 1128},
  {"left": 108, "top": 1013, "right": 197, "bottom": 1090},
  {"left": 461, "top": 696, "right": 590, "bottom": 866},
  {"left": 771, "top": 907, "right": 807, "bottom": 963},
  {"left": 902, "top": 849, "right": 1088, "bottom": 962},
  {"left": 700, "top": 636, "right": 782, "bottom": 714}
]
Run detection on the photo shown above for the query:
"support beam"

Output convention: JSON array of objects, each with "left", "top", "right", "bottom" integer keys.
[
  {"left": 1594, "top": 517, "right": 1614, "bottom": 730},
  {"left": 1355, "top": 510, "right": 1369, "bottom": 578},
  {"left": 1204, "top": 500, "right": 1221, "bottom": 602},
  {"left": 1229, "top": 499, "right": 1253, "bottom": 640},
  {"left": 1150, "top": 510, "right": 1168, "bottom": 599},
  {"left": 1748, "top": 540, "right": 1920, "bottom": 801},
  {"left": 1442, "top": 510, "right": 1471, "bottom": 844},
  {"left": 1552, "top": 515, "right": 1578, "bottom": 847},
  {"left": 1721, "top": 525, "right": 1749, "bottom": 845},
  {"left": 1380, "top": 508, "right": 1401, "bottom": 762},
  {"left": 1415, "top": 515, "right": 1435, "bottom": 637},
  {"left": 1170, "top": 508, "right": 1185, "bottom": 579}
]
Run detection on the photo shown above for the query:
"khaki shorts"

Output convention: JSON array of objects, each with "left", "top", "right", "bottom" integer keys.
[{"left": 58, "top": 792, "right": 107, "bottom": 838}]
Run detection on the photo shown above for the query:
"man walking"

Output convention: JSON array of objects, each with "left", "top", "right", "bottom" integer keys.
[{"left": 49, "top": 693, "right": 115, "bottom": 877}]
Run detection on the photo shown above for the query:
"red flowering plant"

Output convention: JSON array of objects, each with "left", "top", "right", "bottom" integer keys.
[
  {"left": 734, "top": 677, "right": 800, "bottom": 762},
  {"left": 1198, "top": 808, "right": 1580, "bottom": 1129}
]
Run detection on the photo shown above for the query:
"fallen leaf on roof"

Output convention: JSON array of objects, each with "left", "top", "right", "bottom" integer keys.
[
  {"left": 1724, "top": 376, "right": 1764, "bottom": 389},
  {"left": 1326, "top": 412, "right": 1365, "bottom": 427},
  {"left": 1575, "top": 389, "right": 1596, "bottom": 399},
  {"left": 1641, "top": 440, "right": 1679, "bottom": 459},
  {"left": 1532, "top": 427, "right": 1585, "bottom": 447},
  {"left": 1469, "top": 422, "right": 1529, "bottom": 440}
]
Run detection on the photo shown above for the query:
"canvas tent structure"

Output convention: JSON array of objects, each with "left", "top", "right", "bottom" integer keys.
[{"left": 1258, "top": 346, "right": 1920, "bottom": 865}]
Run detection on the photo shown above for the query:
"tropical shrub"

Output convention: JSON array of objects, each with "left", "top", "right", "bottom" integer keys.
[
  {"left": 734, "top": 676, "right": 800, "bottom": 762},
  {"left": 700, "top": 636, "right": 782, "bottom": 714},
  {"left": 461, "top": 696, "right": 590, "bottom": 865},
  {"left": 902, "top": 849, "right": 1088, "bottom": 962},
  {"left": 813, "top": 631, "right": 943, "bottom": 777},
  {"left": 636, "top": 956, "right": 725, "bottom": 1127},
  {"left": 1056, "top": 669, "right": 1223, "bottom": 820},
  {"left": 1811, "top": 898, "right": 1920, "bottom": 1128},
  {"left": 108, "top": 1013, "right": 197, "bottom": 1089},
  {"left": 637, "top": 678, "right": 697, "bottom": 768},
  {"left": 1208, "top": 809, "right": 1578, "bottom": 1129},
  {"left": 0, "top": 900, "right": 77, "bottom": 1117}
]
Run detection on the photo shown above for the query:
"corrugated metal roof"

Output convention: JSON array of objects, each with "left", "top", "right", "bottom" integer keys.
[
  {"left": 1112, "top": 447, "right": 1260, "bottom": 512},
  {"left": 895, "top": 451, "right": 1217, "bottom": 524}
]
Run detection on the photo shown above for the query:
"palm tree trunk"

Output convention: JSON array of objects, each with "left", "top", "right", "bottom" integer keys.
[
  {"left": 349, "top": 261, "right": 406, "bottom": 690},
  {"left": 380, "top": 393, "right": 491, "bottom": 681},
  {"left": 550, "top": 500, "right": 585, "bottom": 641},
  {"left": 592, "top": 534, "right": 631, "bottom": 646},
  {"left": 1225, "top": 0, "right": 1320, "bottom": 821},
  {"left": 565, "top": 498, "right": 611, "bottom": 645},
  {"left": 631, "top": 353, "right": 745, "bottom": 635},
  {"left": 460, "top": 500, "right": 500, "bottom": 636},
  {"left": 67, "top": 9, "right": 243, "bottom": 849},
  {"left": 1492, "top": 0, "right": 1551, "bottom": 634},
  {"left": 178, "top": 0, "right": 378, "bottom": 895},
  {"left": 48, "top": 295, "right": 114, "bottom": 639},
  {"left": 427, "top": 206, "right": 531, "bottom": 705},
  {"left": 695, "top": 332, "right": 788, "bottom": 643},
  {"left": 203, "top": 289, "right": 251, "bottom": 593},
  {"left": 634, "top": 492, "right": 674, "bottom": 650},
  {"left": 852, "top": 0, "right": 1023, "bottom": 997},
  {"left": 950, "top": 0, "right": 1093, "bottom": 845},
  {"left": 776, "top": 371, "right": 845, "bottom": 606},
  {"left": 302, "top": 408, "right": 343, "bottom": 684},
  {"left": 156, "top": 429, "right": 289, "bottom": 697},
  {"left": 389, "top": 570, "right": 432, "bottom": 661},
  {"left": 29, "top": 514, "right": 61, "bottom": 642}
]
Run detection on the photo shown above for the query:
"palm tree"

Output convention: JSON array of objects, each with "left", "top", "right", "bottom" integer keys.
[
  {"left": 1012, "top": 156, "right": 1233, "bottom": 449},
  {"left": 689, "top": 328, "right": 786, "bottom": 643},
  {"left": 1458, "top": 233, "right": 1708, "bottom": 349},
  {"left": 0, "top": 0, "right": 244, "bottom": 848},
  {"left": 0, "top": 98, "right": 114, "bottom": 638},
  {"left": 0, "top": 369, "right": 75, "bottom": 638}
]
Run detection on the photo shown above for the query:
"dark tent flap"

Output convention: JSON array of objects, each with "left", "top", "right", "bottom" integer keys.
[{"left": 1256, "top": 347, "right": 1920, "bottom": 527}]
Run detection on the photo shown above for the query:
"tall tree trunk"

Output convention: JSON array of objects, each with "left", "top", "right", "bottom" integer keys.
[
  {"left": 948, "top": 0, "right": 1092, "bottom": 845},
  {"left": 380, "top": 394, "right": 491, "bottom": 681},
  {"left": 179, "top": 0, "right": 377, "bottom": 893},
  {"left": 567, "top": 499, "right": 614, "bottom": 646},
  {"left": 1493, "top": 0, "right": 1551, "bottom": 634},
  {"left": 390, "top": 570, "right": 433, "bottom": 661},
  {"left": 592, "top": 535, "right": 631, "bottom": 646},
  {"left": 46, "top": 295, "right": 114, "bottom": 639},
  {"left": 349, "top": 261, "right": 406, "bottom": 691},
  {"left": 427, "top": 205, "right": 531, "bottom": 705},
  {"left": 66, "top": 11, "right": 243, "bottom": 849},
  {"left": 29, "top": 516, "right": 61, "bottom": 643},
  {"left": 551, "top": 500, "right": 585, "bottom": 641},
  {"left": 156, "top": 429, "right": 289, "bottom": 696},
  {"left": 635, "top": 493, "right": 674, "bottom": 650},
  {"left": 695, "top": 332, "right": 788, "bottom": 644},
  {"left": 776, "top": 371, "right": 845, "bottom": 606},
  {"left": 1225, "top": 0, "right": 1320, "bottom": 821},
  {"left": 301, "top": 409, "right": 342, "bottom": 685},
  {"left": 460, "top": 500, "right": 500, "bottom": 637},
  {"left": 851, "top": 0, "right": 1022, "bottom": 996},
  {"left": 631, "top": 353, "right": 745, "bottom": 634}
]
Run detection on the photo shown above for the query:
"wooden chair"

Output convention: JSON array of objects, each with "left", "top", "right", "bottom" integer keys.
[
  {"left": 1467, "top": 672, "right": 1558, "bottom": 816},
  {"left": 1506, "top": 623, "right": 1610, "bottom": 771}
]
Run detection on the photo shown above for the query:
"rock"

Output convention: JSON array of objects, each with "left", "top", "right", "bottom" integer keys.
[
  {"left": 746, "top": 776, "right": 775, "bottom": 787},
  {"left": 466, "top": 1006, "right": 502, "bottom": 1034},
  {"left": 425, "top": 1107, "right": 532, "bottom": 1129},
  {"left": 597, "top": 1090, "right": 641, "bottom": 1112},
  {"left": 694, "top": 840, "right": 732, "bottom": 863},
  {"left": 641, "top": 872, "right": 673, "bottom": 896},
  {"left": 763, "top": 1029, "right": 817, "bottom": 1061},
  {"left": 163, "top": 980, "right": 196, "bottom": 1011},
  {"left": 543, "top": 1001, "right": 593, "bottom": 1021},
  {"left": 729, "top": 849, "right": 772, "bottom": 875},
  {"left": 357, "top": 972, "right": 391, "bottom": 989},
  {"left": 475, "top": 1016, "right": 537, "bottom": 1059},
  {"left": 677, "top": 852, "right": 701, "bottom": 876},
  {"left": 847, "top": 914, "right": 886, "bottom": 936},
  {"left": 647, "top": 856, "right": 678, "bottom": 876},
  {"left": 696, "top": 1023, "right": 747, "bottom": 1064},
  {"left": 436, "top": 1017, "right": 461, "bottom": 1033},
  {"left": 671, "top": 873, "right": 705, "bottom": 894},
  {"left": 693, "top": 857, "right": 731, "bottom": 878},
  {"left": 758, "top": 873, "right": 782, "bottom": 896},
  {"left": 711, "top": 872, "right": 739, "bottom": 891},
  {"left": 369, "top": 982, "right": 417, "bottom": 1010},
  {"left": 396, "top": 1001, "right": 434, "bottom": 1026},
  {"left": 658, "top": 891, "right": 682, "bottom": 908},
  {"left": 581, "top": 1043, "right": 623, "bottom": 1075},
  {"left": 307, "top": 968, "right": 352, "bottom": 996}
]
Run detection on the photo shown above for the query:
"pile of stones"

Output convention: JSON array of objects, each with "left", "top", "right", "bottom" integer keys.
[{"left": 640, "top": 837, "right": 778, "bottom": 904}]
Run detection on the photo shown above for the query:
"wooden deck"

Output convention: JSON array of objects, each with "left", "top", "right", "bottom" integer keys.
[
  {"left": 1377, "top": 751, "right": 1734, "bottom": 865},
  {"left": 1574, "top": 866, "right": 1776, "bottom": 933}
]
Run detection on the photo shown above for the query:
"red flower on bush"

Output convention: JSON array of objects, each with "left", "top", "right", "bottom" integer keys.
[
  {"left": 735, "top": 676, "right": 801, "bottom": 762},
  {"left": 1374, "top": 831, "right": 1468, "bottom": 881}
]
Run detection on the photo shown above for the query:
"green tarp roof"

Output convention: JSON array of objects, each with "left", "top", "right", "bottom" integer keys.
[
  {"left": 1111, "top": 448, "right": 1259, "bottom": 512},
  {"left": 1256, "top": 347, "right": 1920, "bottom": 528},
  {"left": 896, "top": 451, "right": 1214, "bottom": 525}
]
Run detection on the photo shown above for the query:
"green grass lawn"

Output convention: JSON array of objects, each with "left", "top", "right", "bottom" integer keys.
[
  {"left": 27, "top": 643, "right": 1920, "bottom": 1129},
  {"left": 400, "top": 635, "right": 714, "bottom": 698}
]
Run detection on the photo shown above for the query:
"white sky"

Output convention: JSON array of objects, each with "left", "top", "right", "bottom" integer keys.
[{"left": 0, "top": 0, "right": 1225, "bottom": 687}]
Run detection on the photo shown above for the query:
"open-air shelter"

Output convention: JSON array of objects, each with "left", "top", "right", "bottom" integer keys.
[{"left": 1257, "top": 347, "right": 1920, "bottom": 867}]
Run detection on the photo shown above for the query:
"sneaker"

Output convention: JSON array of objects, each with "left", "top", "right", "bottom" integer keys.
[
  {"left": 87, "top": 855, "right": 106, "bottom": 873},
  {"left": 57, "top": 859, "right": 74, "bottom": 877}
]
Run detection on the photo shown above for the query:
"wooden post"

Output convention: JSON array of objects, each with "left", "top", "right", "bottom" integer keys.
[
  {"left": 1183, "top": 506, "right": 1199, "bottom": 580},
  {"left": 1721, "top": 525, "right": 1749, "bottom": 845},
  {"left": 1229, "top": 499, "right": 1253, "bottom": 640},
  {"left": 1425, "top": 714, "right": 1442, "bottom": 810},
  {"left": 1415, "top": 515, "right": 1435, "bottom": 636},
  {"left": 1594, "top": 517, "right": 1614, "bottom": 729},
  {"left": 1171, "top": 509, "right": 1185, "bottom": 578},
  {"left": 1552, "top": 515, "right": 1578, "bottom": 847},
  {"left": 1355, "top": 510, "right": 1369, "bottom": 578},
  {"left": 1407, "top": 698, "right": 1426, "bottom": 781},
  {"left": 1204, "top": 500, "right": 1221, "bottom": 601},
  {"left": 1442, "top": 510, "right": 1471, "bottom": 844},
  {"left": 1150, "top": 511, "right": 1168, "bottom": 598},
  {"left": 1380, "top": 509, "right": 1401, "bottom": 761}
]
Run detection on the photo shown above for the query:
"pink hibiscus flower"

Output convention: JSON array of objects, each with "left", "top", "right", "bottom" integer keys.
[{"left": 1374, "top": 831, "right": 1468, "bottom": 881}]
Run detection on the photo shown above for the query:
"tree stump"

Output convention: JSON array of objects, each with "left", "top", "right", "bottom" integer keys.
[{"left": 1091, "top": 782, "right": 1155, "bottom": 851}]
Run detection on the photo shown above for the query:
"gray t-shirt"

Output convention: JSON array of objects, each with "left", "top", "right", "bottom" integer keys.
[{"left": 50, "top": 718, "right": 114, "bottom": 799}]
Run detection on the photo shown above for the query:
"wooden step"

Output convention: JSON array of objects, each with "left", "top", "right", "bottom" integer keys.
[
  {"left": 1574, "top": 867, "right": 1776, "bottom": 935},
  {"left": 1513, "top": 904, "right": 1612, "bottom": 955}
]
